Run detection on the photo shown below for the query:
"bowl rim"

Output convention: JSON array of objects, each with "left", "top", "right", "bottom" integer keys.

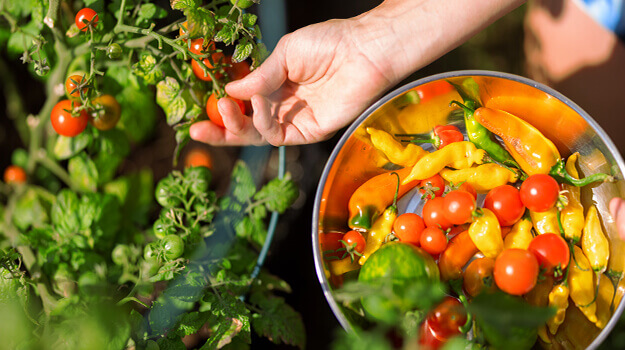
[{"left": 311, "top": 69, "right": 625, "bottom": 347}]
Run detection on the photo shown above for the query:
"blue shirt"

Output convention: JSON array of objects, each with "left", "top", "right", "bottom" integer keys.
[{"left": 575, "top": 0, "right": 625, "bottom": 39}]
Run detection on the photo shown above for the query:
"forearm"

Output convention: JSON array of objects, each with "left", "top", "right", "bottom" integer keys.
[{"left": 352, "top": 0, "right": 526, "bottom": 83}]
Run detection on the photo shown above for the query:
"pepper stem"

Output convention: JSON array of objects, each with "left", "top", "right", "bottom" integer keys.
[
  {"left": 390, "top": 172, "right": 400, "bottom": 211},
  {"left": 550, "top": 160, "right": 614, "bottom": 187}
]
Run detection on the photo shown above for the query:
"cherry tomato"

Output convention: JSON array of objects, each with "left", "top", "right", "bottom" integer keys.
[
  {"left": 463, "top": 257, "right": 497, "bottom": 297},
  {"left": 494, "top": 248, "right": 539, "bottom": 295},
  {"left": 65, "top": 74, "right": 88, "bottom": 99},
  {"left": 419, "top": 319, "right": 445, "bottom": 350},
  {"left": 457, "top": 182, "right": 477, "bottom": 200},
  {"left": 184, "top": 147, "right": 213, "bottom": 170},
  {"left": 3, "top": 165, "right": 27, "bottom": 184},
  {"left": 75, "top": 8, "right": 99, "bottom": 32},
  {"left": 427, "top": 296, "right": 467, "bottom": 341},
  {"left": 519, "top": 174, "right": 560, "bottom": 212},
  {"left": 188, "top": 38, "right": 216, "bottom": 56},
  {"left": 419, "top": 174, "right": 445, "bottom": 200},
  {"left": 341, "top": 230, "right": 366, "bottom": 255},
  {"left": 320, "top": 231, "right": 345, "bottom": 260},
  {"left": 162, "top": 234, "right": 184, "bottom": 260},
  {"left": 393, "top": 212, "right": 425, "bottom": 245},
  {"left": 422, "top": 197, "right": 453, "bottom": 230},
  {"left": 483, "top": 185, "right": 525, "bottom": 227},
  {"left": 434, "top": 127, "right": 464, "bottom": 149},
  {"left": 442, "top": 190, "right": 475, "bottom": 225},
  {"left": 91, "top": 94, "right": 121, "bottom": 131},
  {"left": 226, "top": 57, "right": 251, "bottom": 81},
  {"left": 191, "top": 52, "right": 224, "bottom": 82},
  {"left": 50, "top": 100, "right": 89, "bottom": 137},
  {"left": 206, "top": 93, "right": 246, "bottom": 128},
  {"left": 178, "top": 21, "right": 192, "bottom": 41},
  {"left": 420, "top": 227, "right": 448, "bottom": 255},
  {"left": 527, "top": 233, "right": 570, "bottom": 276},
  {"left": 143, "top": 242, "right": 159, "bottom": 262}
]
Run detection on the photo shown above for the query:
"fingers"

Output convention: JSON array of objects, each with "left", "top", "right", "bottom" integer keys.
[
  {"left": 251, "top": 94, "right": 286, "bottom": 146},
  {"left": 609, "top": 197, "right": 625, "bottom": 241},
  {"left": 189, "top": 97, "right": 266, "bottom": 146},
  {"left": 226, "top": 36, "right": 289, "bottom": 100}
]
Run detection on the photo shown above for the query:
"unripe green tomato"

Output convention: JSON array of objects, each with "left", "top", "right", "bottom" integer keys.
[
  {"left": 153, "top": 217, "right": 176, "bottom": 239},
  {"left": 111, "top": 244, "right": 130, "bottom": 265},
  {"left": 185, "top": 166, "right": 211, "bottom": 195},
  {"left": 144, "top": 242, "right": 159, "bottom": 262},
  {"left": 106, "top": 43, "right": 123, "bottom": 59},
  {"left": 162, "top": 234, "right": 185, "bottom": 260},
  {"left": 155, "top": 177, "right": 182, "bottom": 208},
  {"left": 230, "top": 0, "right": 254, "bottom": 8}
]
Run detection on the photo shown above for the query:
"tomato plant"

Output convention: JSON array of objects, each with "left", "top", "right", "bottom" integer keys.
[
  {"left": 393, "top": 212, "right": 425, "bottom": 245},
  {"left": 519, "top": 174, "right": 560, "bottom": 212},
  {"left": 494, "top": 249, "right": 539, "bottom": 295},
  {"left": 50, "top": 100, "right": 89, "bottom": 137},
  {"left": 483, "top": 185, "right": 525, "bottom": 227},
  {"left": 527, "top": 233, "right": 570, "bottom": 276},
  {"left": 0, "top": 1, "right": 305, "bottom": 349}
]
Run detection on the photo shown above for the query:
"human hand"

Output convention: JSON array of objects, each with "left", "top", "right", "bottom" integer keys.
[{"left": 190, "top": 18, "right": 397, "bottom": 146}]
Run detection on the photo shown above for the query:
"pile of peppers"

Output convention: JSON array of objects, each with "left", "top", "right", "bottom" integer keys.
[{"left": 321, "top": 78, "right": 621, "bottom": 349}]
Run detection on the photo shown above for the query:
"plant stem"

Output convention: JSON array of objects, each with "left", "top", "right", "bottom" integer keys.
[{"left": 34, "top": 150, "right": 81, "bottom": 192}]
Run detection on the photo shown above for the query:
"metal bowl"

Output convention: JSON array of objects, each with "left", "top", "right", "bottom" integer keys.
[{"left": 311, "top": 70, "right": 625, "bottom": 348}]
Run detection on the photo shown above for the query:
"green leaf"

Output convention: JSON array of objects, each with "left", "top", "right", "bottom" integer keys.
[
  {"left": 132, "top": 53, "right": 164, "bottom": 85},
  {"left": 331, "top": 326, "right": 393, "bottom": 350},
  {"left": 137, "top": 3, "right": 167, "bottom": 23},
  {"left": 117, "top": 86, "right": 157, "bottom": 143},
  {"left": 234, "top": 216, "right": 266, "bottom": 247},
  {"left": 103, "top": 170, "right": 154, "bottom": 227},
  {"left": 88, "top": 193, "right": 122, "bottom": 246},
  {"left": 54, "top": 131, "right": 92, "bottom": 160},
  {"left": 157, "top": 77, "right": 185, "bottom": 125},
  {"left": 202, "top": 291, "right": 251, "bottom": 348},
  {"left": 232, "top": 40, "right": 253, "bottom": 63},
  {"left": 254, "top": 174, "right": 298, "bottom": 213},
  {"left": 171, "top": 0, "right": 199, "bottom": 10},
  {"left": 12, "top": 188, "right": 52, "bottom": 230},
  {"left": 249, "top": 294, "right": 305, "bottom": 349},
  {"left": 231, "top": 161, "right": 256, "bottom": 203},
  {"left": 7, "top": 21, "right": 40, "bottom": 57},
  {"left": 51, "top": 189, "right": 81, "bottom": 235},
  {"left": 168, "top": 97, "right": 187, "bottom": 125},
  {"left": 250, "top": 43, "right": 269, "bottom": 69},
  {"left": 468, "top": 291, "right": 555, "bottom": 337},
  {"left": 214, "top": 22, "right": 237, "bottom": 45},
  {"left": 173, "top": 311, "right": 211, "bottom": 337},
  {"left": 187, "top": 8, "right": 216, "bottom": 38},
  {"left": 68, "top": 153, "right": 99, "bottom": 192},
  {"left": 103, "top": 65, "right": 141, "bottom": 94},
  {"left": 241, "top": 14, "right": 257, "bottom": 28},
  {"left": 158, "top": 336, "right": 187, "bottom": 350}
]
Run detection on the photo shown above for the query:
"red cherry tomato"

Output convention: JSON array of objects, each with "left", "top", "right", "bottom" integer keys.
[
  {"left": 442, "top": 190, "right": 475, "bottom": 225},
  {"left": 184, "top": 147, "right": 213, "bottom": 170},
  {"left": 192, "top": 52, "right": 224, "bottom": 82},
  {"left": 457, "top": 182, "right": 477, "bottom": 200},
  {"left": 393, "top": 212, "right": 425, "bottom": 245},
  {"left": 463, "top": 257, "right": 497, "bottom": 297},
  {"left": 341, "top": 230, "right": 366, "bottom": 255},
  {"left": 75, "top": 8, "right": 99, "bottom": 32},
  {"left": 494, "top": 248, "right": 539, "bottom": 295},
  {"left": 65, "top": 74, "right": 88, "bottom": 99},
  {"left": 50, "top": 100, "right": 89, "bottom": 137},
  {"left": 419, "top": 174, "right": 445, "bottom": 200},
  {"left": 436, "top": 130, "right": 464, "bottom": 149},
  {"left": 91, "top": 94, "right": 121, "bottom": 131},
  {"left": 4, "top": 165, "right": 27, "bottom": 184},
  {"left": 188, "top": 38, "right": 216, "bottom": 56},
  {"left": 420, "top": 227, "right": 448, "bottom": 255},
  {"left": 320, "top": 231, "right": 345, "bottom": 260},
  {"left": 419, "top": 319, "right": 444, "bottom": 350},
  {"left": 414, "top": 80, "right": 454, "bottom": 103},
  {"left": 483, "top": 185, "right": 525, "bottom": 227},
  {"left": 427, "top": 296, "right": 467, "bottom": 341},
  {"left": 527, "top": 233, "right": 570, "bottom": 276},
  {"left": 519, "top": 174, "right": 560, "bottom": 212},
  {"left": 422, "top": 197, "right": 453, "bottom": 230},
  {"left": 206, "top": 93, "right": 246, "bottom": 128},
  {"left": 226, "top": 57, "right": 251, "bottom": 81}
]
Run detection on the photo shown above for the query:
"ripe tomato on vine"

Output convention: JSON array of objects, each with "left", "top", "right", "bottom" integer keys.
[{"left": 50, "top": 100, "right": 89, "bottom": 137}]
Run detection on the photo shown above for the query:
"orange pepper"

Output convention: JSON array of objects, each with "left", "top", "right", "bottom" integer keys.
[{"left": 438, "top": 230, "right": 479, "bottom": 281}]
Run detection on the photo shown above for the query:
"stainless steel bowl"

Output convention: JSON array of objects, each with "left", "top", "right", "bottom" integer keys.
[{"left": 312, "top": 70, "right": 625, "bottom": 348}]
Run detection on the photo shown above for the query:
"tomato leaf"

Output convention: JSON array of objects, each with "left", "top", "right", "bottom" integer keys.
[
  {"left": 117, "top": 86, "right": 157, "bottom": 143},
  {"left": 231, "top": 161, "right": 256, "bottom": 203},
  {"left": 234, "top": 216, "right": 266, "bottom": 247},
  {"left": 68, "top": 153, "right": 99, "bottom": 193},
  {"left": 187, "top": 8, "right": 216, "bottom": 39},
  {"left": 132, "top": 53, "right": 164, "bottom": 85},
  {"left": 51, "top": 189, "right": 81, "bottom": 235},
  {"left": 214, "top": 22, "right": 237, "bottom": 45},
  {"left": 136, "top": 3, "right": 167, "bottom": 24},
  {"left": 157, "top": 336, "right": 187, "bottom": 350},
  {"left": 12, "top": 188, "right": 52, "bottom": 231},
  {"left": 53, "top": 131, "right": 92, "bottom": 160},
  {"left": 171, "top": 0, "right": 199, "bottom": 11},
  {"left": 232, "top": 39, "right": 253, "bottom": 63},
  {"left": 249, "top": 293, "right": 305, "bottom": 349},
  {"left": 254, "top": 173, "right": 298, "bottom": 214},
  {"left": 468, "top": 291, "right": 555, "bottom": 337}
]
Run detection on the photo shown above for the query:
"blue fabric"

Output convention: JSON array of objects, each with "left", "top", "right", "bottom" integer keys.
[{"left": 575, "top": 0, "right": 625, "bottom": 39}]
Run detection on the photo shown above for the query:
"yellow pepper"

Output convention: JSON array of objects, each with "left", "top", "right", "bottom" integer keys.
[
  {"left": 581, "top": 205, "right": 610, "bottom": 274},
  {"left": 547, "top": 283, "right": 569, "bottom": 335},
  {"left": 530, "top": 207, "right": 560, "bottom": 235},
  {"left": 561, "top": 153, "right": 584, "bottom": 243},
  {"left": 595, "top": 273, "right": 615, "bottom": 330},
  {"left": 524, "top": 275, "right": 553, "bottom": 344},
  {"left": 359, "top": 205, "right": 397, "bottom": 265},
  {"left": 503, "top": 216, "right": 533, "bottom": 250},
  {"left": 568, "top": 245, "right": 598, "bottom": 325},
  {"left": 468, "top": 208, "right": 503, "bottom": 258},
  {"left": 474, "top": 107, "right": 560, "bottom": 176},
  {"left": 439, "top": 163, "right": 519, "bottom": 193},
  {"left": 366, "top": 127, "right": 428, "bottom": 167},
  {"left": 328, "top": 256, "right": 361, "bottom": 276},
  {"left": 402, "top": 141, "right": 487, "bottom": 184}
]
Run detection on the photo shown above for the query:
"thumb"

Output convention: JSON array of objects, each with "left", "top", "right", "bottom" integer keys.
[
  {"left": 225, "top": 36, "right": 289, "bottom": 100},
  {"left": 610, "top": 197, "right": 625, "bottom": 241}
]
